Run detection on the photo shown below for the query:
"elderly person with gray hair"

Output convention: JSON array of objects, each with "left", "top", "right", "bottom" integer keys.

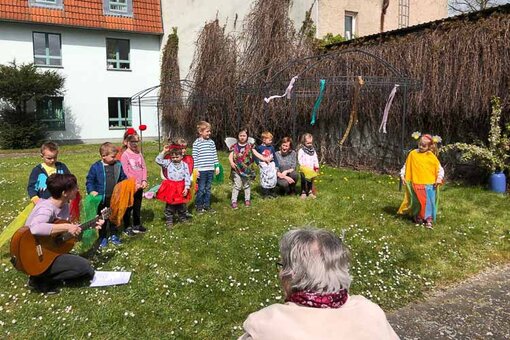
[{"left": 238, "top": 228, "right": 399, "bottom": 340}]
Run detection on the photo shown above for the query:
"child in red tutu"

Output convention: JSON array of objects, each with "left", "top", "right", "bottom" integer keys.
[{"left": 156, "top": 144, "right": 191, "bottom": 230}]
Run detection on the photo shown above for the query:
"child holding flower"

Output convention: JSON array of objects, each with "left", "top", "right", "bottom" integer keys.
[{"left": 398, "top": 132, "right": 444, "bottom": 229}]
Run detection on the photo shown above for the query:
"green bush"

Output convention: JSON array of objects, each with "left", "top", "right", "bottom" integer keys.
[
  {"left": 0, "top": 107, "right": 47, "bottom": 149},
  {"left": 441, "top": 96, "right": 509, "bottom": 174},
  {"left": 0, "top": 61, "right": 65, "bottom": 149}
]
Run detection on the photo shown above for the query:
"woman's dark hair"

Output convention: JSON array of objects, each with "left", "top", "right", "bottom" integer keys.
[{"left": 47, "top": 174, "right": 78, "bottom": 199}]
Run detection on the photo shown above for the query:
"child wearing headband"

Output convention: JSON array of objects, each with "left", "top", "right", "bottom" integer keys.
[{"left": 398, "top": 133, "right": 444, "bottom": 229}]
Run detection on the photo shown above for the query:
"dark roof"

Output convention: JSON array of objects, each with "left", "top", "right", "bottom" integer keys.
[{"left": 326, "top": 3, "right": 510, "bottom": 49}]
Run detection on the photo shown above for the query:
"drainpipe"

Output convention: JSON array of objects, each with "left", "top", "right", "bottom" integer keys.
[{"left": 316, "top": 0, "right": 320, "bottom": 38}]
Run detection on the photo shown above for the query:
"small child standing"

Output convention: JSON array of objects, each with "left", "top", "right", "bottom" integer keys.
[
  {"left": 120, "top": 132, "right": 148, "bottom": 235},
  {"left": 116, "top": 128, "right": 137, "bottom": 160},
  {"left": 192, "top": 121, "right": 220, "bottom": 213},
  {"left": 156, "top": 144, "right": 191, "bottom": 230},
  {"left": 175, "top": 137, "right": 194, "bottom": 217},
  {"left": 228, "top": 127, "right": 268, "bottom": 209},
  {"left": 298, "top": 133, "right": 319, "bottom": 199},
  {"left": 27, "top": 141, "right": 71, "bottom": 204},
  {"left": 255, "top": 131, "right": 279, "bottom": 198},
  {"left": 398, "top": 133, "right": 444, "bottom": 229},
  {"left": 86, "top": 143, "right": 127, "bottom": 247}
]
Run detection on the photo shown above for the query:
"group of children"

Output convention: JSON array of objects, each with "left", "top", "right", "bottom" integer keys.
[
  {"left": 227, "top": 129, "right": 320, "bottom": 208},
  {"left": 26, "top": 121, "right": 444, "bottom": 248}
]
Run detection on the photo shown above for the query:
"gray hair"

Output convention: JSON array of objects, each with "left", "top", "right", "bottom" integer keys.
[{"left": 279, "top": 228, "right": 351, "bottom": 293}]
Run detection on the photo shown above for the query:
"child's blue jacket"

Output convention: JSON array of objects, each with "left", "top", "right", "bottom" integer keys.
[{"left": 86, "top": 160, "right": 126, "bottom": 203}]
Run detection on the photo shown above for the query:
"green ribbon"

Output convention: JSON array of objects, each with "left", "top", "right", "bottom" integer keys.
[{"left": 311, "top": 79, "right": 326, "bottom": 125}]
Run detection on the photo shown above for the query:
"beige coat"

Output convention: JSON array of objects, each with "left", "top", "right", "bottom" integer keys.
[{"left": 238, "top": 295, "right": 399, "bottom": 340}]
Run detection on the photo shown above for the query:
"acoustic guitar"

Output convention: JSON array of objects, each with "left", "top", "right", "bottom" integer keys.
[{"left": 10, "top": 208, "right": 110, "bottom": 276}]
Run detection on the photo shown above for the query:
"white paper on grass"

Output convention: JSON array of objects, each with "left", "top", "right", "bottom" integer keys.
[{"left": 89, "top": 271, "right": 132, "bottom": 287}]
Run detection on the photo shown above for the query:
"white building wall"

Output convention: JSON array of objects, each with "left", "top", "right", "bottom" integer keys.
[{"left": 0, "top": 21, "right": 161, "bottom": 142}]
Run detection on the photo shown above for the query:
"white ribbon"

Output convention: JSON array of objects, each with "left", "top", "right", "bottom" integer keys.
[
  {"left": 379, "top": 84, "right": 399, "bottom": 134},
  {"left": 264, "top": 76, "right": 299, "bottom": 103}
]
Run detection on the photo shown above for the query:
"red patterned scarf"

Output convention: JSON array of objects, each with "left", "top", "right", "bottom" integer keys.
[{"left": 286, "top": 289, "right": 348, "bottom": 308}]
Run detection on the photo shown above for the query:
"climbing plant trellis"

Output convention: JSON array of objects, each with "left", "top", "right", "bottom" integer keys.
[
  {"left": 236, "top": 49, "right": 421, "bottom": 170},
  {"left": 130, "top": 80, "right": 228, "bottom": 149}
]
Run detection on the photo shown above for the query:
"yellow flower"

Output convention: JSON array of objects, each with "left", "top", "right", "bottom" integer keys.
[
  {"left": 411, "top": 131, "right": 421, "bottom": 140},
  {"left": 432, "top": 135, "right": 442, "bottom": 144}
]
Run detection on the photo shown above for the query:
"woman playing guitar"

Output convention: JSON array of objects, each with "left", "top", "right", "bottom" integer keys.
[{"left": 24, "top": 174, "right": 103, "bottom": 294}]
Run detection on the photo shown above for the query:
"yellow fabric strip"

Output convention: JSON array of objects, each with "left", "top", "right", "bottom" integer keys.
[{"left": 0, "top": 203, "right": 35, "bottom": 248}]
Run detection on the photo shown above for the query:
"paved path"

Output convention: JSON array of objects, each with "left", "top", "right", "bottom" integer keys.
[{"left": 388, "top": 264, "right": 510, "bottom": 339}]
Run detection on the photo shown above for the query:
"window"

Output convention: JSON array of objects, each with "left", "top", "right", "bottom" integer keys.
[
  {"left": 103, "top": 0, "right": 133, "bottom": 16},
  {"left": 108, "top": 98, "right": 132, "bottom": 128},
  {"left": 33, "top": 32, "right": 62, "bottom": 67},
  {"left": 344, "top": 12, "right": 357, "bottom": 40},
  {"left": 106, "top": 38, "right": 130, "bottom": 70},
  {"left": 29, "top": 0, "right": 64, "bottom": 9},
  {"left": 37, "top": 97, "right": 65, "bottom": 131}
]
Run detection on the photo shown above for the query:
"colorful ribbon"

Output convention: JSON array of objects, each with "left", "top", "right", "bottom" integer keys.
[{"left": 310, "top": 79, "right": 326, "bottom": 125}]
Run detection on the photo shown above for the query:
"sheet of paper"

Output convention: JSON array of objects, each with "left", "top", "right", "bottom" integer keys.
[{"left": 89, "top": 271, "right": 132, "bottom": 287}]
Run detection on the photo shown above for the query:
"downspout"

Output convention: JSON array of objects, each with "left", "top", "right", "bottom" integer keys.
[
  {"left": 316, "top": 0, "right": 320, "bottom": 38},
  {"left": 381, "top": 0, "right": 390, "bottom": 32}
]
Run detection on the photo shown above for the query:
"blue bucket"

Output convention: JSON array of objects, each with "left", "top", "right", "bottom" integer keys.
[{"left": 489, "top": 172, "right": 506, "bottom": 193}]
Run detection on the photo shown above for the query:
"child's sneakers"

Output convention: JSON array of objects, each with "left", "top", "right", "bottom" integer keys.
[
  {"left": 133, "top": 225, "right": 147, "bottom": 233},
  {"left": 166, "top": 221, "right": 173, "bottom": 231},
  {"left": 424, "top": 218, "right": 433, "bottom": 229},
  {"left": 244, "top": 200, "right": 251, "bottom": 207},
  {"left": 231, "top": 202, "right": 238, "bottom": 210},
  {"left": 109, "top": 235, "right": 122, "bottom": 245},
  {"left": 99, "top": 237, "right": 108, "bottom": 248},
  {"left": 205, "top": 207, "right": 216, "bottom": 214},
  {"left": 308, "top": 192, "right": 317, "bottom": 199},
  {"left": 124, "top": 227, "right": 135, "bottom": 237}
]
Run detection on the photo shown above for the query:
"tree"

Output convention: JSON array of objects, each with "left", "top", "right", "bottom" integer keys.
[
  {"left": 0, "top": 61, "right": 65, "bottom": 149},
  {"left": 448, "top": 0, "right": 506, "bottom": 14}
]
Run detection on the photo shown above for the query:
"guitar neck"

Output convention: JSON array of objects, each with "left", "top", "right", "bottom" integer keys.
[
  {"left": 80, "top": 216, "right": 100, "bottom": 231},
  {"left": 59, "top": 216, "right": 99, "bottom": 242}
]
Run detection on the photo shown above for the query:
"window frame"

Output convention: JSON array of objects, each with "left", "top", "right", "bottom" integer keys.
[
  {"left": 103, "top": 0, "right": 133, "bottom": 17},
  {"left": 344, "top": 11, "right": 357, "bottom": 40},
  {"left": 106, "top": 38, "right": 131, "bottom": 70},
  {"left": 108, "top": 97, "right": 132, "bottom": 129},
  {"left": 28, "top": 0, "right": 64, "bottom": 10},
  {"left": 33, "top": 32, "right": 62, "bottom": 67},
  {"left": 37, "top": 96, "right": 66, "bottom": 131}
]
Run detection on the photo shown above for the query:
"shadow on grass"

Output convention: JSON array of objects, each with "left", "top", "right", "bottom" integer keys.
[
  {"left": 382, "top": 205, "right": 400, "bottom": 216},
  {"left": 141, "top": 208, "right": 155, "bottom": 223}
]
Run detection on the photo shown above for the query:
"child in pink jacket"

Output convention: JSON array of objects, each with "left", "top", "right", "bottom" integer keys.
[{"left": 120, "top": 132, "right": 148, "bottom": 234}]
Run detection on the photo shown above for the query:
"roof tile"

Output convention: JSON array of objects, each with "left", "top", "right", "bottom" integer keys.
[{"left": 0, "top": 0, "right": 162, "bottom": 34}]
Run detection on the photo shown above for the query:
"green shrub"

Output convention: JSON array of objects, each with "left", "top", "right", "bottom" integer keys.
[
  {"left": 0, "top": 61, "right": 65, "bottom": 149},
  {"left": 0, "top": 108, "right": 47, "bottom": 149},
  {"left": 441, "top": 96, "right": 509, "bottom": 173}
]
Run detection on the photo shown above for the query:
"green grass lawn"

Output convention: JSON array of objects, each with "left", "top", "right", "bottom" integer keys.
[{"left": 0, "top": 142, "right": 508, "bottom": 339}]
